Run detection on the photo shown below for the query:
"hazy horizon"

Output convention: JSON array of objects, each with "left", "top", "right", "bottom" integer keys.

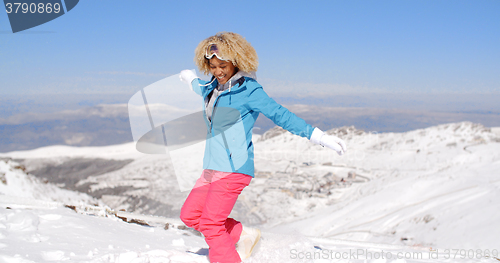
[
  {"left": 1, "top": 91, "right": 499, "bottom": 153},
  {"left": 2, "top": 89, "right": 500, "bottom": 117}
]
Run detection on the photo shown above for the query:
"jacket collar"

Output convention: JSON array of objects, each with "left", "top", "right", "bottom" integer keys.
[{"left": 215, "top": 71, "right": 257, "bottom": 92}]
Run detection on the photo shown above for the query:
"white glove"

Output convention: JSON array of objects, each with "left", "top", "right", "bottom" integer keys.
[
  {"left": 310, "top": 127, "right": 346, "bottom": 155},
  {"left": 179, "top": 69, "right": 198, "bottom": 89}
]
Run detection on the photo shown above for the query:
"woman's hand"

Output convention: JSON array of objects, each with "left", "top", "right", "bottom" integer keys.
[
  {"left": 179, "top": 69, "right": 198, "bottom": 87},
  {"left": 310, "top": 128, "right": 347, "bottom": 155}
]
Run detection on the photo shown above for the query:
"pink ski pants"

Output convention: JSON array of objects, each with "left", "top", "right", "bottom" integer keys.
[{"left": 180, "top": 169, "right": 252, "bottom": 263}]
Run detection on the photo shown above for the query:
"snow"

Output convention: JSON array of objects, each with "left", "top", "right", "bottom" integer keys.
[
  {"left": 0, "top": 160, "right": 100, "bottom": 207},
  {"left": 263, "top": 123, "right": 500, "bottom": 249},
  {"left": 0, "top": 204, "right": 496, "bottom": 262},
  {"left": 0, "top": 206, "right": 208, "bottom": 263},
  {"left": 1, "top": 142, "right": 143, "bottom": 161},
  {"left": 0, "top": 122, "right": 499, "bottom": 262}
]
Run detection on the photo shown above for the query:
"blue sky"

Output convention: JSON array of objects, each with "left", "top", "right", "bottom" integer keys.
[{"left": 1, "top": 0, "right": 499, "bottom": 98}]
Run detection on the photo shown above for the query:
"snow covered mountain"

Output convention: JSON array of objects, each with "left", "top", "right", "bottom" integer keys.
[
  {"left": 1, "top": 122, "right": 499, "bottom": 262},
  {"left": 264, "top": 122, "right": 500, "bottom": 249},
  {"left": 0, "top": 159, "right": 101, "bottom": 208},
  {"left": 2, "top": 100, "right": 499, "bottom": 153}
]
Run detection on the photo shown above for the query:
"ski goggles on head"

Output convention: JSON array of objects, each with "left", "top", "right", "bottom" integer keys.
[{"left": 205, "top": 44, "right": 227, "bottom": 60}]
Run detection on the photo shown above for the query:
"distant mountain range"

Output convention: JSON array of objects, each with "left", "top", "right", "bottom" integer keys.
[{"left": 1, "top": 101, "right": 499, "bottom": 152}]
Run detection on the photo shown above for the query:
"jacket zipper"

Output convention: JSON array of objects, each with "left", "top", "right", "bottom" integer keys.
[
  {"left": 207, "top": 88, "right": 236, "bottom": 172},
  {"left": 209, "top": 88, "right": 231, "bottom": 132}
]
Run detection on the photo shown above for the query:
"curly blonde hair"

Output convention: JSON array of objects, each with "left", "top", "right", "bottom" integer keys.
[{"left": 194, "top": 32, "right": 258, "bottom": 75}]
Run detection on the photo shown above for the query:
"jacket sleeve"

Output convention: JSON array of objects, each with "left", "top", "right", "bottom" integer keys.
[
  {"left": 191, "top": 79, "right": 211, "bottom": 97},
  {"left": 245, "top": 83, "right": 314, "bottom": 139}
]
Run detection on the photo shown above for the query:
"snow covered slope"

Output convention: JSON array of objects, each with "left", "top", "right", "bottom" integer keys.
[
  {"left": 0, "top": 121, "right": 499, "bottom": 262},
  {"left": 0, "top": 159, "right": 455, "bottom": 263},
  {"left": 0, "top": 204, "right": 496, "bottom": 262},
  {"left": 0, "top": 205, "right": 211, "bottom": 263},
  {"left": 266, "top": 122, "right": 500, "bottom": 249},
  {"left": 0, "top": 159, "right": 101, "bottom": 208}
]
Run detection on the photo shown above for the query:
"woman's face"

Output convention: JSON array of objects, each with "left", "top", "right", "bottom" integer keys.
[{"left": 209, "top": 57, "right": 237, "bottom": 85}]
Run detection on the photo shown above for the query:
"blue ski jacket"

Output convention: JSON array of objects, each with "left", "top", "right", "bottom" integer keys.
[{"left": 191, "top": 74, "right": 314, "bottom": 177}]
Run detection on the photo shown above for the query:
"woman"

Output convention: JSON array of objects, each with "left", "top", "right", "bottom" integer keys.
[{"left": 179, "top": 32, "right": 346, "bottom": 263}]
